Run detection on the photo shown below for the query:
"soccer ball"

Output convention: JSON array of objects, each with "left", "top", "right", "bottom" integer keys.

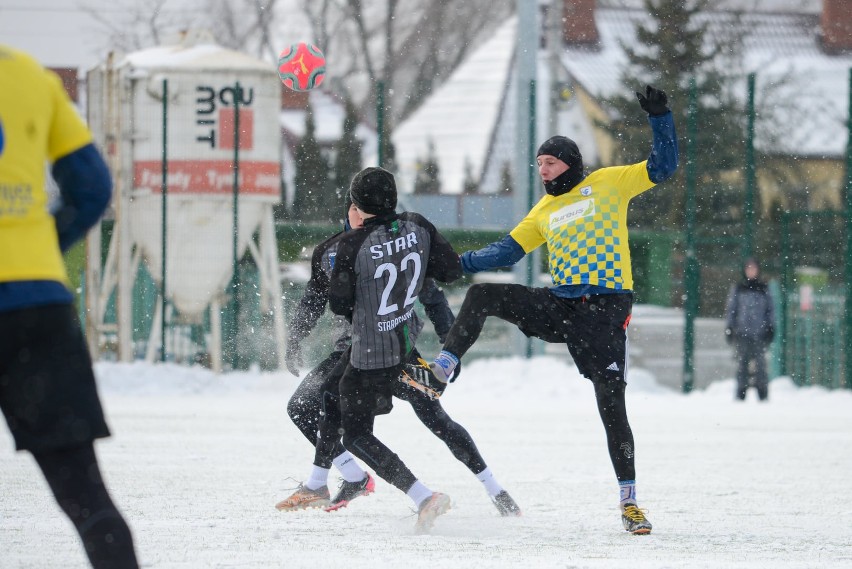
[{"left": 277, "top": 43, "right": 326, "bottom": 92}]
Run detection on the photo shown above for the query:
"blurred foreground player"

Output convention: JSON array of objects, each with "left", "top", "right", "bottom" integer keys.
[{"left": 0, "top": 45, "right": 139, "bottom": 568}]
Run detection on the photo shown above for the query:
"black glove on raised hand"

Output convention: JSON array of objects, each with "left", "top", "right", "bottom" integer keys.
[
  {"left": 285, "top": 341, "right": 303, "bottom": 377},
  {"left": 763, "top": 326, "right": 775, "bottom": 345},
  {"left": 636, "top": 85, "right": 670, "bottom": 116}
]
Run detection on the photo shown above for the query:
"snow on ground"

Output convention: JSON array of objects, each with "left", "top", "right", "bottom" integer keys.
[{"left": 2, "top": 357, "right": 851, "bottom": 568}]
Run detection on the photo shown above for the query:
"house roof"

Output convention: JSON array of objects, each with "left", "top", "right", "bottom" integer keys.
[
  {"left": 389, "top": 1, "right": 852, "bottom": 197},
  {"left": 562, "top": 6, "right": 852, "bottom": 158},
  {"left": 387, "top": 17, "right": 517, "bottom": 195}
]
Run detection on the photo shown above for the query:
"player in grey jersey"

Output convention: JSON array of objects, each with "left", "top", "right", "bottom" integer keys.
[
  {"left": 277, "top": 193, "right": 520, "bottom": 518},
  {"left": 326, "top": 167, "right": 463, "bottom": 532}
]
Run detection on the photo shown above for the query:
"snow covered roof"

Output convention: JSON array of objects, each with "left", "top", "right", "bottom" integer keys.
[
  {"left": 119, "top": 32, "right": 273, "bottom": 72},
  {"left": 562, "top": 7, "right": 852, "bottom": 158},
  {"left": 387, "top": 18, "right": 517, "bottom": 195},
  {"left": 388, "top": 2, "right": 852, "bottom": 197}
]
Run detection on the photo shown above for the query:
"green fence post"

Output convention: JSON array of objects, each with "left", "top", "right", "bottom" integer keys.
[
  {"left": 845, "top": 68, "right": 852, "bottom": 389},
  {"left": 160, "top": 78, "right": 168, "bottom": 363},
  {"left": 231, "top": 80, "right": 241, "bottom": 370},
  {"left": 744, "top": 73, "right": 756, "bottom": 260},
  {"left": 525, "top": 79, "right": 536, "bottom": 358},
  {"left": 682, "top": 77, "right": 698, "bottom": 394},
  {"left": 780, "top": 212, "right": 791, "bottom": 378},
  {"left": 377, "top": 80, "right": 385, "bottom": 168}
]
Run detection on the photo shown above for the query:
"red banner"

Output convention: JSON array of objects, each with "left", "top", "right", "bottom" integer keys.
[{"left": 133, "top": 160, "right": 280, "bottom": 196}]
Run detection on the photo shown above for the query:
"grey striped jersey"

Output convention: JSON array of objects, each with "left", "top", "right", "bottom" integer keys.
[{"left": 329, "top": 212, "right": 463, "bottom": 370}]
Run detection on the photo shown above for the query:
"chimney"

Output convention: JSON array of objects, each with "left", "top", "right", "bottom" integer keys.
[
  {"left": 48, "top": 67, "right": 79, "bottom": 102},
  {"left": 281, "top": 85, "right": 309, "bottom": 110},
  {"left": 563, "top": 0, "right": 598, "bottom": 45},
  {"left": 822, "top": 0, "right": 852, "bottom": 53}
]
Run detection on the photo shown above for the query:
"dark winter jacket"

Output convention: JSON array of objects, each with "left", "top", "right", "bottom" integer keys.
[{"left": 725, "top": 279, "right": 775, "bottom": 342}]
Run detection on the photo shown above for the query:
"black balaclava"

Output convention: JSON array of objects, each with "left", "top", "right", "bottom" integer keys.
[
  {"left": 349, "top": 167, "right": 398, "bottom": 215},
  {"left": 536, "top": 136, "right": 585, "bottom": 196}
]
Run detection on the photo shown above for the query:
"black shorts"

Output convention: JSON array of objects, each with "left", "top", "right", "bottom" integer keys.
[
  {"left": 338, "top": 362, "right": 402, "bottom": 417},
  {"left": 524, "top": 288, "right": 632, "bottom": 384},
  {"left": 463, "top": 284, "right": 632, "bottom": 384},
  {"left": 324, "top": 347, "right": 444, "bottom": 404},
  {"left": 0, "top": 304, "right": 110, "bottom": 453}
]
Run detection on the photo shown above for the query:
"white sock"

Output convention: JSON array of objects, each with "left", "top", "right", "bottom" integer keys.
[
  {"left": 431, "top": 350, "right": 459, "bottom": 383},
  {"left": 406, "top": 480, "right": 434, "bottom": 509},
  {"left": 476, "top": 467, "right": 504, "bottom": 497},
  {"left": 332, "top": 451, "right": 366, "bottom": 483},
  {"left": 619, "top": 480, "right": 637, "bottom": 506},
  {"left": 305, "top": 466, "right": 330, "bottom": 491}
]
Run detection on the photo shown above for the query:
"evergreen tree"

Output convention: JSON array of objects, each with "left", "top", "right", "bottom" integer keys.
[
  {"left": 292, "top": 107, "right": 334, "bottom": 223},
  {"left": 333, "top": 98, "right": 363, "bottom": 197},
  {"left": 599, "top": 0, "right": 746, "bottom": 228},
  {"left": 499, "top": 161, "right": 514, "bottom": 194},
  {"left": 413, "top": 140, "right": 442, "bottom": 194},
  {"left": 462, "top": 157, "right": 479, "bottom": 194}
]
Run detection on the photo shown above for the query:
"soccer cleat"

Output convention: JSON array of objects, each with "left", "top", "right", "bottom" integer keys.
[
  {"left": 324, "top": 473, "right": 376, "bottom": 512},
  {"left": 415, "top": 492, "right": 451, "bottom": 534},
  {"left": 621, "top": 503, "right": 652, "bottom": 535},
  {"left": 275, "top": 483, "right": 331, "bottom": 511},
  {"left": 400, "top": 361, "right": 444, "bottom": 400},
  {"left": 492, "top": 490, "right": 522, "bottom": 517}
]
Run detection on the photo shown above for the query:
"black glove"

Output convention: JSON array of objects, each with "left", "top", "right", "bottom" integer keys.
[
  {"left": 763, "top": 327, "right": 775, "bottom": 344},
  {"left": 285, "top": 341, "right": 303, "bottom": 377},
  {"left": 636, "top": 85, "right": 670, "bottom": 116},
  {"left": 724, "top": 327, "right": 734, "bottom": 345}
]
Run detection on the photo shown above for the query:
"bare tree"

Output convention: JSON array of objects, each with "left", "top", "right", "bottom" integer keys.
[
  {"left": 294, "top": 0, "right": 514, "bottom": 125},
  {"left": 79, "top": 0, "right": 190, "bottom": 53},
  {"left": 204, "top": 0, "right": 280, "bottom": 61},
  {"left": 82, "top": 0, "right": 279, "bottom": 61}
]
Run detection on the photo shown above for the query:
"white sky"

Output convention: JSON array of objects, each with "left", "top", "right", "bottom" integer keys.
[
  {"left": 2, "top": 357, "right": 851, "bottom": 568},
  {"left": 0, "top": 0, "right": 122, "bottom": 69}
]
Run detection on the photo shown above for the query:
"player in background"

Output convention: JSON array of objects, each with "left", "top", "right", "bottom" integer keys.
[
  {"left": 278, "top": 193, "right": 519, "bottom": 517},
  {"left": 0, "top": 45, "right": 139, "bottom": 568},
  {"left": 427, "top": 85, "right": 679, "bottom": 535}
]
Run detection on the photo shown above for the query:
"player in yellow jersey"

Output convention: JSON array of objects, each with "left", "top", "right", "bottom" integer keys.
[
  {"left": 0, "top": 45, "right": 139, "bottom": 567},
  {"left": 428, "top": 85, "right": 678, "bottom": 535}
]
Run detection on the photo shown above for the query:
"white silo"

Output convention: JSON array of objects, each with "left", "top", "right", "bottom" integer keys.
[{"left": 85, "top": 33, "right": 285, "bottom": 371}]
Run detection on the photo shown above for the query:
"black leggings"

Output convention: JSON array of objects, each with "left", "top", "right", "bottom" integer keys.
[
  {"left": 305, "top": 348, "right": 487, "bottom": 483},
  {"left": 594, "top": 380, "right": 635, "bottom": 482},
  {"left": 32, "top": 443, "right": 138, "bottom": 569},
  {"left": 287, "top": 351, "right": 346, "bottom": 461},
  {"left": 444, "top": 283, "right": 636, "bottom": 482}
]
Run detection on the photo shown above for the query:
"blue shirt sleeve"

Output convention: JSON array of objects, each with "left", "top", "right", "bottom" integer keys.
[
  {"left": 50, "top": 143, "right": 112, "bottom": 252},
  {"left": 646, "top": 112, "right": 678, "bottom": 184},
  {"left": 460, "top": 234, "right": 526, "bottom": 273}
]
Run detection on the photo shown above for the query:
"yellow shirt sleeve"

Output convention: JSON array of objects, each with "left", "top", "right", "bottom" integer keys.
[
  {"left": 510, "top": 198, "right": 548, "bottom": 253},
  {"left": 45, "top": 69, "right": 92, "bottom": 161}
]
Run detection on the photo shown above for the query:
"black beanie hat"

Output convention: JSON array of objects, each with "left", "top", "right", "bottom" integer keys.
[
  {"left": 536, "top": 136, "right": 585, "bottom": 196},
  {"left": 536, "top": 136, "right": 581, "bottom": 164},
  {"left": 349, "top": 167, "right": 398, "bottom": 215}
]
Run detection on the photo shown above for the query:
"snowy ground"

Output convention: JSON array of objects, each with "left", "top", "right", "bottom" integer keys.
[{"left": 2, "top": 357, "right": 851, "bottom": 568}]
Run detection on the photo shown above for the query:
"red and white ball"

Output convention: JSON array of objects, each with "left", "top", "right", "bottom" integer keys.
[{"left": 277, "top": 42, "right": 326, "bottom": 92}]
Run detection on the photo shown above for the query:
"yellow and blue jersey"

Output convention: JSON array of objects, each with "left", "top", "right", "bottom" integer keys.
[
  {"left": 510, "top": 161, "right": 654, "bottom": 291},
  {"left": 460, "top": 113, "right": 677, "bottom": 296},
  {"left": 0, "top": 44, "right": 111, "bottom": 312},
  {"left": 0, "top": 45, "right": 93, "bottom": 286}
]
